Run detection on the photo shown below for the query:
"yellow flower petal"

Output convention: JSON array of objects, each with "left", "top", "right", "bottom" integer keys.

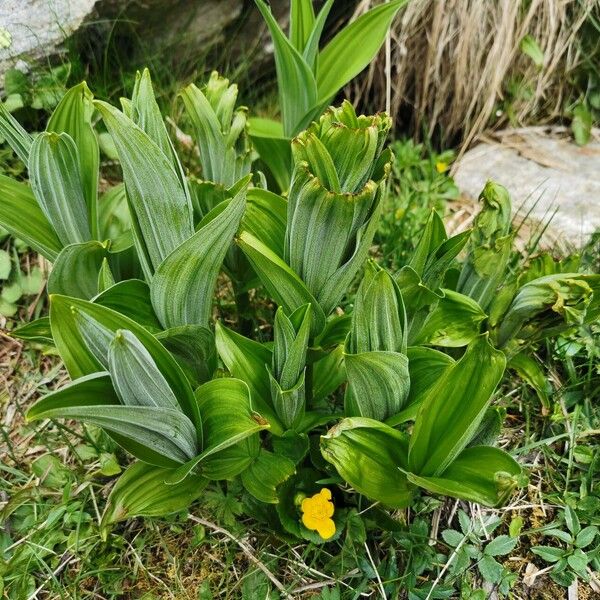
[
  {"left": 316, "top": 518, "right": 336, "bottom": 540},
  {"left": 300, "top": 488, "right": 336, "bottom": 540}
]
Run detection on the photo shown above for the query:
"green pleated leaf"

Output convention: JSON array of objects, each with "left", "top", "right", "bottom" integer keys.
[
  {"left": 313, "top": 344, "right": 345, "bottom": 402},
  {"left": 414, "top": 289, "right": 486, "bottom": 348},
  {"left": 131, "top": 69, "right": 175, "bottom": 164},
  {"left": 243, "top": 187, "right": 287, "bottom": 257},
  {"left": 321, "top": 417, "right": 413, "bottom": 508},
  {"left": 167, "top": 378, "right": 269, "bottom": 483},
  {"left": 215, "top": 321, "right": 283, "bottom": 436},
  {"left": 457, "top": 182, "right": 514, "bottom": 311},
  {"left": 97, "top": 258, "right": 115, "bottom": 292},
  {"left": 248, "top": 117, "right": 292, "bottom": 192},
  {"left": 156, "top": 325, "right": 216, "bottom": 386},
  {"left": 27, "top": 372, "right": 195, "bottom": 467},
  {"left": 94, "top": 100, "right": 194, "bottom": 273},
  {"left": 100, "top": 461, "right": 207, "bottom": 536},
  {"left": 408, "top": 211, "right": 448, "bottom": 277},
  {"left": 270, "top": 371, "right": 305, "bottom": 432},
  {"left": 241, "top": 449, "right": 296, "bottom": 503},
  {"left": 302, "top": 0, "right": 334, "bottom": 70},
  {"left": 255, "top": 0, "right": 318, "bottom": 137},
  {"left": 0, "top": 101, "right": 33, "bottom": 162},
  {"left": 200, "top": 435, "right": 261, "bottom": 481},
  {"left": 496, "top": 273, "right": 600, "bottom": 347},
  {"left": 150, "top": 190, "right": 246, "bottom": 328},
  {"left": 406, "top": 446, "right": 525, "bottom": 507},
  {"left": 180, "top": 73, "right": 252, "bottom": 188},
  {"left": 508, "top": 352, "right": 551, "bottom": 411},
  {"left": 47, "top": 82, "right": 99, "bottom": 238},
  {"left": 344, "top": 351, "right": 409, "bottom": 421},
  {"left": 108, "top": 329, "right": 181, "bottom": 411},
  {"left": 47, "top": 240, "right": 108, "bottom": 299},
  {"left": 238, "top": 230, "right": 326, "bottom": 333},
  {"left": 316, "top": 0, "right": 406, "bottom": 102},
  {"left": 290, "top": 0, "right": 315, "bottom": 52},
  {"left": 348, "top": 265, "right": 407, "bottom": 355},
  {"left": 401, "top": 346, "right": 454, "bottom": 417},
  {"left": 409, "top": 335, "right": 506, "bottom": 477},
  {"left": 98, "top": 183, "right": 130, "bottom": 241},
  {"left": 272, "top": 304, "right": 311, "bottom": 390},
  {"left": 11, "top": 316, "right": 53, "bottom": 345},
  {"left": 27, "top": 372, "right": 119, "bottom": 419},
  {"left": 49, "top": 295, "right": 200, "bottom": 432},
  {"left": 0, "top": 174, "right": 62, "bottom": 261},
  {"left": 28, "top": 132, "right": 92, "bottom": 246},
  {"left": 94, "top": 279, "right": 162, "bottom": 331}
]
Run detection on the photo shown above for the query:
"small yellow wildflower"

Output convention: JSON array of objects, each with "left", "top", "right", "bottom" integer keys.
[
  {"left": 435, "top": 161, "right": 448, "bottom": 173},
  {"left": 300, "top": 488, "right": 335, "bottom": 540}
]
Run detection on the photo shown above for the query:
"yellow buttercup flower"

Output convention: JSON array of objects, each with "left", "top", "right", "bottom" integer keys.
[
  {"left": 435, "top": 161, "right": 448, "bottom": 173},
  {"left": 300, "top": 488, "right": 335, "bottom": 540}
]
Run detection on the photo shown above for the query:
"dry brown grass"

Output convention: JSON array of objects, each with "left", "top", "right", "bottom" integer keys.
[{"left": 346, "top": 0, "right": 596, "bottom": 149}]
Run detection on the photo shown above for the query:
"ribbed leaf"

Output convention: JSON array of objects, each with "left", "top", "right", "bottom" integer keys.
[
  {"left": 321, "top": 417, "right": 413, "bottom": 508},
  {"left": 94, "top": 279, "right": 162, "bottom": 331},
  {"left": 414, "top": 289, "right": 486, "bottom": 347},
  {"left": 215, "top": 321, "right": 283, "bottom": 435},
  {"left": 313, "top": 344, "right": 345, "bottom": 402},
  {"left": 108, "top": 329, "right": 180, "bottom": 411},
  {"left": 248, "top": 117, "right": 292, "bottom": 192},
  {"left": 241, "top": 449, "right": 295, "bottom": 503},
  {"left": 272, "top": 305, "right": 311, "bottom": 389},
  {"left": 150, "top": 190, "right": 246, "bottom": 328},
  {"left": 29, "top": 132, "right": 92, "bottom": 246},
  {"left": 270, "top": 371, "right": 305, "bottom": 431},
  {"left": 348, "top": 266, "right": 406, "bottom": 355},
  {"left": 302, "top": 0, "right": 334, "bottom": 70},
  {"left": 316, "top": 0, "right": 406, "bottom": 102},
  {"left": 0, "top": 102, "right": 33, "bottom": 162},
  {"left": 290, "top": 0, "right": 315, "bottom": 52},
  {"left": 47, "top": 241, "right": 108, "bottom": 299},
  {"left": 156, "top": 325, "right": 216, "bottom": 386},
  {"left": 496, "top": 273, "right": 600, "bottom": 347},
  {"left": 27, "top": 372, "right": 195, "bottom": 466},
  {"left": 243, "top": 188, "right": 287, "bottom": 257},
  {"left": 406, "top": 446, "right": 524, "bottom": 507},
  {"left": 457, "top": 182, "right": 513, "bottom": 311},
  {"left": 167, "top": 378, "right": 269, "bottom": 482},
  {"left": 0, "top": 174, "right": 62, "bottom": 261},
  {"left": 100, "top": 461, "right": 207, "bottom": 535},
  {"left": 404, "top": 346, "right": 454, "bottom": 412},
  {"left": 255, "top": 0, "right": 318, "bottom": 136},
  {"left": 409, "top": 335, "right": 506, "bottom": 476},
  {"left": 130, "top": 69, "right": 174, "bottom": 162},
  {"left": 49, "top": 295, "right": 200, "bottom": 432},
  {"left": 98, "top": 183, "right": 130, "bottom": 240},
  {"left": 11, "top": 317, "right": 53, "bottom": 345},
  {"left": 344, "top": 351, "right": 409, "bottom": 421},
  {"left": 94, "top": 100, "right": 194, "bottom": 273},
  {"left": 180, "top": 74, "right": 252, "bottom": 187},
  {"left": 47, "top": 82, "right": 99, "bottom": 238},
  {"left": 237, "top": 230, "right": 326, "bottom": 333}
]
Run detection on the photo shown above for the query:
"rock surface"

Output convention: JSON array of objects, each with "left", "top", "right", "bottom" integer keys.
[
  {"left": 453, "top": 128, "right": 600, "bottom": 248},
  {"left": 0, "top": 0, "right": 280, "bottom": 82},
  {"left": 0, "top": 0, "right": 95, "bottom": 76}
]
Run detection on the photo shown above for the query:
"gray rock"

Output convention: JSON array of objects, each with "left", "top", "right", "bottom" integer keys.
[
  {"left": 453, "top": 127, "right": 600, "bottom": 248},
  {"left": 0, "top": 0, "right": 96, "bottom": 77},
  {"left": 0, "top": 0, "right": 283, "bottom": 83}
]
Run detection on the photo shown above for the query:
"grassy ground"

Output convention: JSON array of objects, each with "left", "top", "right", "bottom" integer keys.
[{"left": 1, "top": 148, "right": 599, "bottom": 598}]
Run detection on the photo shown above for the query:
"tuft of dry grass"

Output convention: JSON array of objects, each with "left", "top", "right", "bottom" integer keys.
[{"left": 347, "top": 0, "right": 597, "bottom": 149}]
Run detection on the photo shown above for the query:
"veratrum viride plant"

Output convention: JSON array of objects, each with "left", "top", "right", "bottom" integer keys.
[{"left": 1, "top": 1, "right": 599, "bottom": 544}]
